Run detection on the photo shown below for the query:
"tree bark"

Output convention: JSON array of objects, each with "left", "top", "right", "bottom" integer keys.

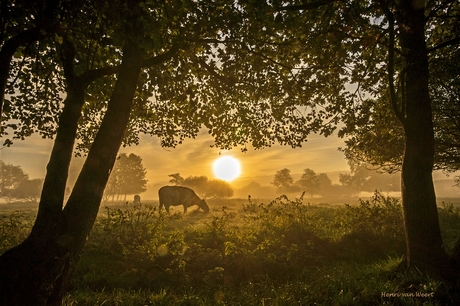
[
  {"left": 396, "top": 0, "right": 455, "bottom": 280},
  {"left": 0, "top": 41, "right": 142, "bottom": 305}
]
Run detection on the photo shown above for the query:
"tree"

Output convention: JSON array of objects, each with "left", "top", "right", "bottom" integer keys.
[
  {"left": 205, "top": 179, "right": 234, "bottom": 199},
  {"left": 0, "top": 0, "right": 64, "bottom": 126},
  {"left": 339, "top": 164, "right": 400, "bottom": 194},
  {"left": 340, "top": 25, "right": 460, "bottom": 177},
  {"left": 235, "top": 0, "right": 459, "bottom": 280},
  {"left": 168, "top": 173, "right": 184, "bottom": 186},
  {"left": 272, "top": 168, "right": 299, "bottom": 193},
  {"left": 316, "top": 173, "right": 333, "bottom": 197},
  {"left": 297, "top": 168, "right": 320, "bottom": 198},
  {"left": 1, "top": 1, "right": 171, "bottom": 303},
  {"left": 0, "top": 160, "right": 29, "bottom": 199},
  {"left": 171, "top": 174, "right": 234, "bottom": 198},
  {"left": 8, "top": 178, "right": 44, "bottom": 202},
  {"left": 182, "top": 176, "right": 209, "bottom": 197},
  {"left": 105, "top": 153, "right": 147, "bottom": 201}
]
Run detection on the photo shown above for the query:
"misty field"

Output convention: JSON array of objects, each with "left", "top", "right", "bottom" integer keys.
[{"left": 1, "top": 193, "right": 460, "bottom": 305}]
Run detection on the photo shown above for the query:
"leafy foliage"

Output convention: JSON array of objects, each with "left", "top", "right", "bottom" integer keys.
[
  {"left": 2, "top": 0, "right": 349, "bottom": 153},
  {"left": 168, "top": 173, "right": 184, "bottom": 186},
  {"left": 338, "top": 1, "right": 460, "bottom": 176}
]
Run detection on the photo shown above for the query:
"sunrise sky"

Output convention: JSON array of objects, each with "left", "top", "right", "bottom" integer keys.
[
  {"left": 0, "top": 128, "right": 350, "bottom": 189},
  {"left": 2, "top": 127, "right": 459, "bottom": 199}
]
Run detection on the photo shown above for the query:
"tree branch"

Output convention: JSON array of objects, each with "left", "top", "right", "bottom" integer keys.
[
  {"left": 80, "top": 43, "right": 184, "bottom": 85},
  {"left": 381, "top": 0, "right": 404, "bottom": 123},
  {"left": 279, "top": 0, "right": 336, "bottom": 11},
  {"left": 428, "top": 35, "right": 460, "bottom": 53}
]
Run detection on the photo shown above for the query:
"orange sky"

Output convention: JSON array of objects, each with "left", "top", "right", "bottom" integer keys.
[
  {"left": 0, "top": 129, "right": 350, "bottom": 189},
  {"left": 1, "top": 129, "right": 459, "bottom": 199}
]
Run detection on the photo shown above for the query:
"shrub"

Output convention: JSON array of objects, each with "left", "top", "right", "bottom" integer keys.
[
  {"left": 336, "top": 191, "right": 406, "bottom": 258},
  {"left": 0, "top": 210, "right": 34, "bottom": 254}
]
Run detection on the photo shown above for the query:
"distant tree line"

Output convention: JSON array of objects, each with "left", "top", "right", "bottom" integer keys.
[
  {"left": 168, "top": 173, "right": 234, "bottom": 199},
  {"left": 272, "top": 165, "right": 400, "bottom": 198},
  {"left": 0, "top": 160, "right": 43, "bottom": 202}
]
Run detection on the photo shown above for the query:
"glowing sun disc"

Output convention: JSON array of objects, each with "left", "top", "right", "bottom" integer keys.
[{"left": 213, "top": 156, "right": 241, "bottom": 181}]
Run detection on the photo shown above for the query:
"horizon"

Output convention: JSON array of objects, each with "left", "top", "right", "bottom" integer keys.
[{"left": 1, "top": 129, "right": 459, "bottom": 200}]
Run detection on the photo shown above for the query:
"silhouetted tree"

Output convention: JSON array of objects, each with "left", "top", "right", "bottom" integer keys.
[
  {"left": 172, "top": 175, "right": 234, "bottom": 199},
  {"left": 340, "top": 164, "right": 400, "bottom": 194},
  {"left": 272, "top": 168, "right": 299, "bottom": 193},
  {"left": 297, "top": 168, "right": 320, "bottom": 198},
  {"left": 205, "top": 179, "right": 234, "bottom": 199},
  {"left": 8, "top": 179, "right": 43, "bottom": 202},
  {"left": 243, "top": 0, "right": 459, "bottom": 279},
  {"left": 168, "top": 173, "right": 184, "bottom": 186},
  {"left": 105, "top": 153, "right": 147, "bottom": 201},
  {"left": 316, "top": 173, "right": 334, "bottom": 197},
  {"left": 182, "top": 176, "right": 209, "bottom": 197},
  {"left": 0, "top": 161, "right": 29, "bottom": 200}
]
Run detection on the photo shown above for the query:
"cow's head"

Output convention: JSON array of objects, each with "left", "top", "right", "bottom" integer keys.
[{"left": 199, "top": 199, "right": 210, "bottom": 213}]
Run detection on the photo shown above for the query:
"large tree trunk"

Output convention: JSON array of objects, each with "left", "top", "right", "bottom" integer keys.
[
  {"left": 0, "top": 41, "right": 142, "bottom": 305},
  {"left": 396, "top": 0, "right": 455, "bottom": 280}
]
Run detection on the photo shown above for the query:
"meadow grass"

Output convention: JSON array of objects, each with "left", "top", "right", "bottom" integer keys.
[{"left": 1, "top": 192, "right": 459, "bottom": 305}]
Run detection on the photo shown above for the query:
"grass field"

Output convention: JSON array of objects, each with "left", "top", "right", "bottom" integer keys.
[{"left": 1, "top": 192, "right": 460, "bottom": 305}]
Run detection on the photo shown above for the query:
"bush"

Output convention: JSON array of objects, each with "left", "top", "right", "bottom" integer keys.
[
  {"left": 336, "top": 191, "right": 406, "bottom": 258},
  {"left": 0, "top": 210, "right": 34, "bottom": 254}
]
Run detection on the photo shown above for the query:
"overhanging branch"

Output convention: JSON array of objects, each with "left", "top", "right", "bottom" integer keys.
[{"left": 279, "top": 0, "right": 336, "bottom": 11}]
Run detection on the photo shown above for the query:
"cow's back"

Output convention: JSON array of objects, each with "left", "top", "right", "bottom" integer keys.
[{"left": 159, "top": 186, "right": 198, "bottom": 206}]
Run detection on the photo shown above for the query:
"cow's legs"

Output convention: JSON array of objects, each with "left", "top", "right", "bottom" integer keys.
[{"left": 183, "top": 206, "right": 187, "bottom": 214}]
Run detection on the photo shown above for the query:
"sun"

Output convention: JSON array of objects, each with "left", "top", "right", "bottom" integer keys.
[{"left": 213, "top": 156, "right": 241, "bottom": 181}]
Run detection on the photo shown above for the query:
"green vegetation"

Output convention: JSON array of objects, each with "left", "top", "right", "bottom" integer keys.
[{"left": 2, "top": 193, "right": 459, "bottom": 305}]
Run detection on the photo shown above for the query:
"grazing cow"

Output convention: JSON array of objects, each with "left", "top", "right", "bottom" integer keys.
[
  {"left": 158, "top": 186, "right": 209, "bottom": 213},
  {"left": 133, "top": 194, "right": 141, "bottom": 204}
]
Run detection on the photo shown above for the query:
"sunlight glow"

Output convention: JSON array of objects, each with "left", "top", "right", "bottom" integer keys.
[{"left": 213, "top": 156, "right": 241, "bottom": 181}]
